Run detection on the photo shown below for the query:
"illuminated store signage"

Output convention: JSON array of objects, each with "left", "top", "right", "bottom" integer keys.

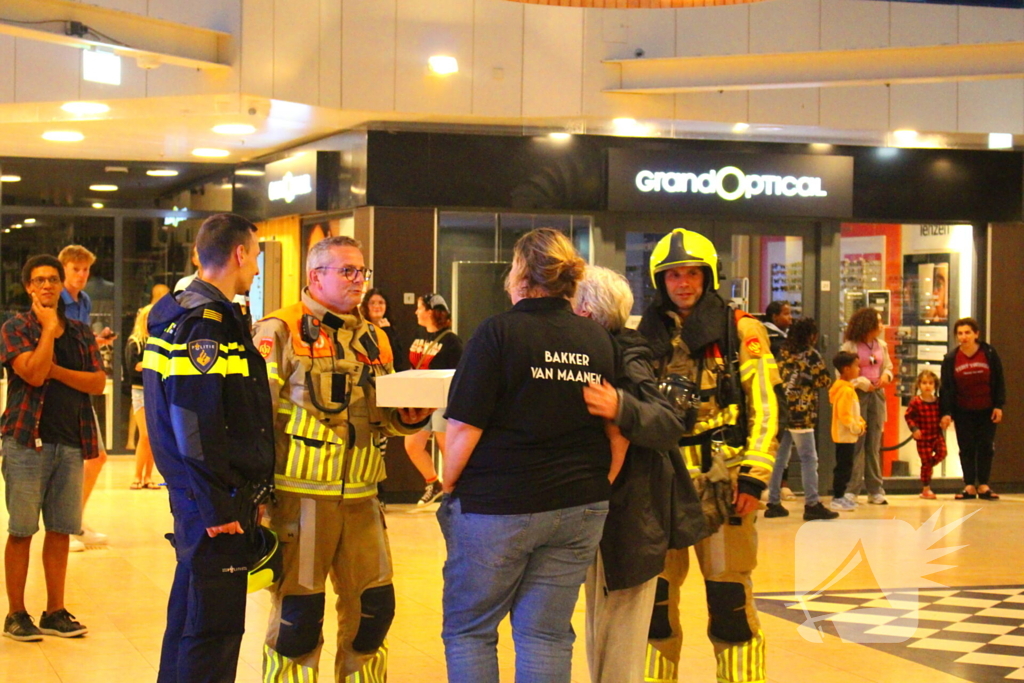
[
  {"left": 609, "top": 150, "right": 853, "bottom": 217},
  {"left": 268, "top": 171, "right": 313, "bottom": 203}
]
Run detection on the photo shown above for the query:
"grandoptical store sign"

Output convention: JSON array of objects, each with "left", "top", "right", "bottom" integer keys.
[{"left": 608, "top": 149, "right": 853, "bottom": 217}]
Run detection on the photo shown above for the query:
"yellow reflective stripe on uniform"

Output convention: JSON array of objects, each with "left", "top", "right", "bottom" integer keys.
[
  {"left": 645, "top": 644, "right": 677, "bottom": 683},
  {"left": 747, "top": 357, "right": 777, "bottom": 458},
  {"left": 274, "top": 475, "right": 380, "bottom": 499},
  {"left": 266, "top": 361, "right": 283, "bottom": 385},
  {"left": 263, "top": 644, "right": 316, "bottom": 683},
  {"left": 343, "top": 641, "right": 387, "bottom": 683},
  {"left": 692, "top": 403, "right": 740, "bottom": 435},
  {"left": 714, "top": 630, "right": 765, "bottom": 683},
  {"left": 142, "top": 343, "right": 250, "bottom": 379},
  {"left": 742, "top": 452, "right": 775, "bottom": 468}
]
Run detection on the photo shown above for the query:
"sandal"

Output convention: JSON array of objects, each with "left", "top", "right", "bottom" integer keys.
[
  {"left": 919, "top": 491, "right": 937, "bottom": 499},
  {"left": 978, "top": 490, "right": 1000, "bottom": 500},
  {"left": 955, "top": 490, "right": 977, "bottom": 500},
  {"left": 130, "top": 481, "right": 143, "bottom": 490},
  {"left": 143, "top": 481, "right": 161, "bottom": 490}
]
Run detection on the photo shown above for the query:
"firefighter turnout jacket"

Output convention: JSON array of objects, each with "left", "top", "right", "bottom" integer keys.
[
  {"left": 143, "top": 279, "right": 275, "bottom": 526},
  {"left": 253, "top": 290, "right": 424, "bottom": 501}
]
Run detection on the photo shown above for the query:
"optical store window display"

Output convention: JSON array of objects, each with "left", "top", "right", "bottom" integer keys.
[{"left": 839, "top": 223, "right": 975, "bottom": 481}]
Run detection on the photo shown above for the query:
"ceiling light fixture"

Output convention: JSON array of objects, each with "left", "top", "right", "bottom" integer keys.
[
  {"left": 42, "top": 130, "right": 84, "bottom": 142},
  {"left": 12, "top": 223, "right": 22, "bottom": 229},
  {"left": 235, "top": 168, "right": 266, "bottom": 176},
  {"left": 192, "top": 148, "right": 230, "bottom": 158},
  {"left": 212, "top": 124, "right": 257, "bottom": 135},
  {"left": 548, "top": 133, "right": 571, "bottom": 141},
  {"left": 427, "top": 55, "right": 459, "bottom": 75},
  {"left": 892, "top": 129, "right": 918, "bottom": 146},
  {"left": 82, "top": 49, "right": 121, "bottom": 86},
  {"left": 61, "top": 101, "right": 110, "bottom": 116},
  {"left": 0, "top": 174, "right": 21, "bottom": 182},
  {"left": 988, "top": 133, "right": 1013, "bottom": 150},
  {"left": 147, "top": 169, "right": 179, "bottom": 177},
  {"left": 92, "top": 203, "right": 104, "bottom": 209},
  {"left": 24, "top": 218, "right": 36, "bottom": 224},
  {"left": 612, "top": 117, "right": 637, "bottom": 128},
  {"left": 732, "top": 122, "right": 750, "bottom": 133},
  {"left": 89, "top": 184, "right": 118, "bottom": 192}
]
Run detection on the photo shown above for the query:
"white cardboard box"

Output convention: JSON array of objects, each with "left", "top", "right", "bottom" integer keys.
[{"left": 375, "top": 369, "right": 455, "bottom": 409}]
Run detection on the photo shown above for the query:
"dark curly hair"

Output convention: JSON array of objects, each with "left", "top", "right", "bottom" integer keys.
[
  {"left": 844, "top": 307, "right": 881, "bottom": 343},
  {"left": 783, "top": 317, "right": 818, "bottom": 353}
]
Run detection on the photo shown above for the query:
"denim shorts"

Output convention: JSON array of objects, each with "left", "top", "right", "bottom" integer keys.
[
  {"left": 1, "top": 437, "right": 84, "bottom": 537},
  {"left": 131, "top": 386, "right": 145, "bottom": 414},
  {"left": 421, "top": 410, "right": 448, "bottom": 434}
]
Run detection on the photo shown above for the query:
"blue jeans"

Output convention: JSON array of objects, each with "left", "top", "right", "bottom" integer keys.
[
  {"left": 437, "top": 496, "right": 609, "bottom": 683},
  {"left": 768, "top": 430, "right": 821, "bottom": 506}
]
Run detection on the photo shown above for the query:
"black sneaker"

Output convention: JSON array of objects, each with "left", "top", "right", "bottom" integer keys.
[
  {"left": 3, "top": 611, "right": 42, "bottom": 642},
  {"left": 417, "top": 480, "right": 444, "bottom": 506},
  {"left": 803, "top": 502, "right": 840, "bottom": 521},
  {"left": 764, "top": 503, "right": 789, "bottom": 518},
  {"left": 39, "top": 609, "right": 87, "bottom": 638}
]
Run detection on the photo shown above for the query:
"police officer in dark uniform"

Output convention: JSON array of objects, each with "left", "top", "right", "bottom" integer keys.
[{"left": 143, "top": 214, "right": 275, "bottom": 683}]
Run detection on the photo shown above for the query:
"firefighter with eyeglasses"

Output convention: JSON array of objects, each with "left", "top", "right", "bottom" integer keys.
[
  {"left": 254, "top": 236, "right": 432, "bottom": 683},
  {"left": 637, "top": 228, "right": 781, "bottom": 683}
]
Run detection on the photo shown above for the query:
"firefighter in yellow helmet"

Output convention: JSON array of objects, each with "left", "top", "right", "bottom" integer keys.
[
  {"left": 636, "top": 228, "right": 781, "bottom": 683},
  {"left": 254, "top": 236, "right": 433, "bottom": 683}
]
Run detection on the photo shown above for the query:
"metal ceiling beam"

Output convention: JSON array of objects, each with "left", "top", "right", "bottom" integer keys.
[{"left": 604, "top": 41, "right": 1024, "bottom": 93}]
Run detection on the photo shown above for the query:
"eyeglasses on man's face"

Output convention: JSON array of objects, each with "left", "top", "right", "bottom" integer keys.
[
  {"left": 30, "top": 276, "right": 62, "bottom": 287},
  {"left": 315, "top": 266, "right": 372, "bottom": 282}
]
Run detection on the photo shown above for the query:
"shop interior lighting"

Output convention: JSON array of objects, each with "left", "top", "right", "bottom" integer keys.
[
  {"left": 3, "top": 229, "right": 9, "bottom": 234},
  {"left": 427, "top": 56, "right": 459, "bottom": 75},
  {"left": 892, "top": 129, "right": 918, "bottom": 146},
  {"left": 548, "top": 133, "right": 571, "bottom": 141},
  {"left": 732, "top": 122, "right": 750, "bottom": 133},
  {"left": 23, "top": 218, "right": 36, "bottom": 224},
  {"left": 89, "top": 184, "right": 119, "bottom": 192},
  {"left": 988, "top": 133, "right": 1013, "bottom": 150},
  {"left": 192, "top": 148, "right": 230, "bottom": 158},
  {"left": 92, "top": 203, "right": 104, "bottom": 209},
  {"left": 212, "top": 124, "right": 257, "bottom": 135},
  {"left": 82, "top": 49, "right": 122, "bottom": 86},
  {"left": 612, "top": 118, "right": 637, "bottom": 129},
  {"left": 147, "top": 169, "right": 179, "bottom": 177},
  {"left": 12, "top": 224, "right": 23, "bottom": 229},
  {"left": 61, "top": 102, "right": 110, "bottom": 116},
  {"left": 42, "top": 130, "right": 85, "bottom": 142},
  {"left": 235, "top": 168, "right": 266, "bottom": 176},
  {"left": 0, "top": 174, "right": 21, "bottom": 182}
]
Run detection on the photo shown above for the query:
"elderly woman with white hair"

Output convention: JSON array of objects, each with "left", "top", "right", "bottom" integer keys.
[{"left": 574, "top": 266, "right": 708, "bottom": 683}]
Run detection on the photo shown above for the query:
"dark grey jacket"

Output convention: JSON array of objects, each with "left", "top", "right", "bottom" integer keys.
[{"left": 601, "top": 329, "right": 710, "bottom": 592}]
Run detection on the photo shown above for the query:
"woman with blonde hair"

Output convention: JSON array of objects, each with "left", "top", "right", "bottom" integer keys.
[
  {"left": 126, "top": 305, "right": 158, "bottom": 489},
  {"left": 439, "top": 228, "right": 625, "bottom": 683}
]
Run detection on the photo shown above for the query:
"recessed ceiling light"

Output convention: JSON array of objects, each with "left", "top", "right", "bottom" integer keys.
[
  {"left": 235, "top": 169, "right": 265, "bottom": 176},
  {"left": 89, "top": 184, "right": 118, "bottom": 192},
  {"left": 192, "top": 148, "right": 230, "bottom": 158},
  {"left": 0, "top": 175, "right": 20, "bottom": 182},
  {"left": 147, "top": 169, "right": 179, "bottom": 177},
  {"left": 42, "top": 130, "right": 84, "bottom": 142},
  {"left": 61, "top": 101, "right": 110, "bottom": 116},
  {"left": 92, "top": 202, "right": 104, "bottom": 209},
  {"left": 612, "top": 118, "right": 637, "bottom": 128},
  {"left": 82, "top": 49, "right": 121, "bottom": 85},
  {"left": 892, "top": 129, "right": 918, "bottom": 145},
  {"left": 988, "top": 133, "right": 1013, "bottom": 150},
  {"left": 548, "top": 133, "right": 571, "bottom": 141},
  {"left": 24, "top": 218, "right": 36, "bottom": 224},
  {"left": 732, "top": 122, "right": 750, "bottom": 133},
  {"left": 12, "top": 224, "right": 22, "bottom": 229},
  {"left": 427, "top": 55, "right": 459, "bottom": 75},
  {"left": 3, "top": 229, "right": 9, "bottom": 234},
  {"left": 212, "top": 124, "right": 256, "bottom": 135}
]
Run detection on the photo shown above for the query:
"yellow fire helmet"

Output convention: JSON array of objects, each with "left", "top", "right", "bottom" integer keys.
[
  {"left": 649, "top": 228, "right": 720, "bottom": 290},
  {"left": 248, "top": 525, "right": 282, "bottom": 593}
]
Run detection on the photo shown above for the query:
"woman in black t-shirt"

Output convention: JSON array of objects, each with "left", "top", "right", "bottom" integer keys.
[
  {"left": 437, "top": 228, "right": 624, "bottom": 683},
  {"left": 404, "top": 293, "right": 463, "bottom": 506}
]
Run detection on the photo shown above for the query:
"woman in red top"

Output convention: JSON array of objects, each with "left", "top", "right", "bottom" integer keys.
[{"left": 939, "top": 317, "right": 1005, "bottom": 500}]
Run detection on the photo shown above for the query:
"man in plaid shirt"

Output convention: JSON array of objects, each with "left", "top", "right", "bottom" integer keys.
[{"left": 1, "top": 255, "right": 106, "bottom": 642}]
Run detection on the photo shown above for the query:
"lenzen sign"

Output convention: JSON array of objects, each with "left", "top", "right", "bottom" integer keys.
[
  {"left": 635, "top": 167, "right": 828, "bottom": 201},
  {"left": 268, "top": 171, "right": 312, "bottom": 203}
]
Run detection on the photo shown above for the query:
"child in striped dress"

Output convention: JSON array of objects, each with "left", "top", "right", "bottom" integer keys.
[{"left": 905, "top": 370, "right": 946, "bottom": 499}]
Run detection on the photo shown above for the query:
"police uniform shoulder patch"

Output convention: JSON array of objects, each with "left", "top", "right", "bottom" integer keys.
[
  {"left": 203, "top": 308, "right": 223, "bottom": 323},
  {"left": 188, "top": 339, "right": 219, "bottom": 373},
  {"left": 258, "top": 337, "right": 274, "bottom": 359},
  {"left": 745, "top": 337, "right": 764, "bottom": 357}
]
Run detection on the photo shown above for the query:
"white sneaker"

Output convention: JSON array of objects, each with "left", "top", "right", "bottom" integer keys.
[
  {"left": 781, "top": 487, "right": 796, "bottom": 501},
  {"left": 830, "top": 497, "right": 856, "bottom": 511},
  {"left": 868, "top": 493, "right": 888, "bottom": 505},
  {"left": 844, "top": 492, "right": 859, "bottom": 506},
  {"left": 75, "top": 528, "right": 108, "bottom": 547},
  {"left": 68, "top": 538, "right": 86, "bottom": 553}
]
